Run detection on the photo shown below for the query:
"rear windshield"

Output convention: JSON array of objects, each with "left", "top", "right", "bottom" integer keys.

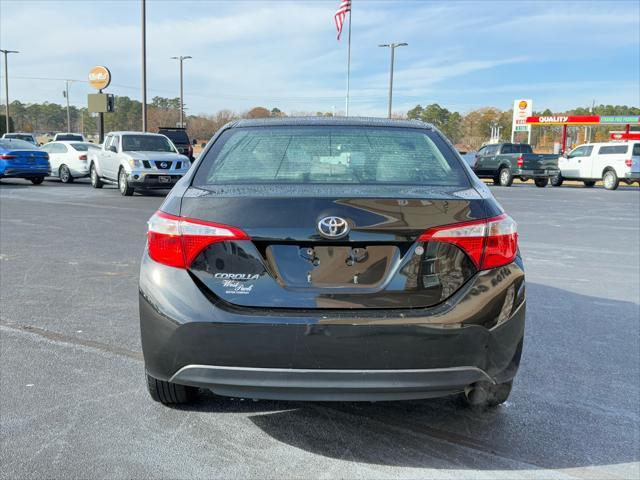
[
  {"left": 122, "top": 135, "right": 175, "bottom": 152},
  {"left": 4, "top": 134, "right": 35, "bottom": 143},
  {"left": 160, "top": 129, "right": 189, "bottom": 144},
  {"left": 632, "top": 143, "right": 640, "bottom": 156},
  {"left": 0, "top": 139, "right": 38, "bottom": 150},
  {"left": 194, "top": 126, "right": 469, "bottom": 187},
  {"left": 56, "top": 134, "right": 84, "bottom": 141},
  {"left": 69, "top": 142, "right": 99, "bottom": 151}
]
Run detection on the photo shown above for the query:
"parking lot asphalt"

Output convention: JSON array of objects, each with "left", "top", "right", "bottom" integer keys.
[{"left": 1, "top": 179, "right": 639, "bottom": 480}]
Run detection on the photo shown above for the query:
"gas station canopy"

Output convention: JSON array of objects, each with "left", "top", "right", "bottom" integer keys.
[{"left": 526, "top": 115, "right": 640, "bottom": 125}]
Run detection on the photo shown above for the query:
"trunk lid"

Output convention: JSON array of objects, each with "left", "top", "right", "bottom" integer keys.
[
  {"left": 5, "top": 149, "right": 50, "bottom": 167},
  {"left": 181, "top": 186, "right": 486, "bottom": 309}
]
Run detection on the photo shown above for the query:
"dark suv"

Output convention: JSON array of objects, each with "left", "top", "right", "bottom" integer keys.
[
  {"left": 157, "top": 127, "right": 193, "bottom": 160},
  {"left": 140, "top": 117, "right": 525, "bottom": 408}
]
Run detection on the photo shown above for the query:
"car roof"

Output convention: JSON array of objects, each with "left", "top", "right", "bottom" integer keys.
[
  {"left": 3, "top": 132, "right": 35, "bottom": 137},
  {"left": 229, "top": 116, "right": 435, "bottom": 130},
  {"left": 109, "top": 131, "right": 167, "bottom": 136}
]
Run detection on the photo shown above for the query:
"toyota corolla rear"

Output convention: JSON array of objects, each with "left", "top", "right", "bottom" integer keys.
[{"left": 139, "top": 118, "right": 525, "bottom": 407}]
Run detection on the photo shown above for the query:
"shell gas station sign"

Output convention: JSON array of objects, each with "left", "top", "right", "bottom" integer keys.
[{"left": 511, "top": 99, "right": 532, "bottom": 142}]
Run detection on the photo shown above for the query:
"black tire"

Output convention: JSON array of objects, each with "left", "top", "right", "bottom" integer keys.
[
  {"left": 118, "top": 167, "right": 134, "bottom": 196},
  {"left": 464, "top": 380, "right": 512, "bottom": 409},
  {"left": 146, "top": 372, "right": 197, "bottom": 405},
  {"left": 583, "top": 180, "right": 596, "bottom": 188},
  {"left": 534, "top": 178, "right": 549, "bottom": 188},
  {"left": 498, "top": 167, "right": 513, "bottom": 187},
  {"left": 551, "top": 174, "right": 563, "bottom": 187},
  {"left": 90, "top": 163, "right": 103, "bottom": 189},
  {"left": 602, "top": 170, "right": 619, "bottom": 191},
  {"left": 59, "top": 164, "right": 74, "bottom": 183},
  {"left": 30, "top": 176, "right": 45, "bottom": 185}
]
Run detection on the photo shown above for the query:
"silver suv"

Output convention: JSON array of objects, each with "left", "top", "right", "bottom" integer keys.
[{"left": 88, "top": 131, "right": 191, "bottom": 196}]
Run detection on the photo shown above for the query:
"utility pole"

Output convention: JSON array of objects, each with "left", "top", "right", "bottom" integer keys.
[
  {"left": 141, "top": 0, "right": 147, "bottom": 131},
  {"left": 64, "top": 80, "right": 72, "bottom": 132},
  {"left": 1, "top": 49, "right": 19, "bottom": 134},
  {"left": 170, "top": 56, "right": 192, "bottom": 128},
  {"left": 378, "top": 43, "right": 407, "bottom": 118}
]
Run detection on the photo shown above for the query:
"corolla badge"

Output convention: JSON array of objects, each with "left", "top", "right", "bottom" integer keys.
[{"left": 317, "top": 216, "right": 350, "bottom": 239}]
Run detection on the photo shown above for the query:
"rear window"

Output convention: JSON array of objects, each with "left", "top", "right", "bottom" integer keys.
[
  {"left": 56, "top": 134, "right": 84, "bottom": 141},
  {"left": 194, "top": 126, "right": 469, "bottom": 187},
  {"left": 632, "top": 143, "right": 640, "bottom": 156},
  {"left": 0, "top": 139, "right": 38, "bottom": 150},
  {"left": 4, "top": 134, "right": 35, "bottom": 143},
  {"left": 512, "top": 144, "right": 533, "bottom": 154},
  {"left": 599, "top": 145, "right": 628, "bottom": 155},
  {"left": 69, "top": 142, "right": 98, "bottom": 151},
  {"left": 160, "top": 129, "right": 189, "bottom": 144}
]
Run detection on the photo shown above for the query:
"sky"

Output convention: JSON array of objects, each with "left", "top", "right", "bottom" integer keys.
[{"left": 1, "top": 0, "right": 639, "bottom": 117}]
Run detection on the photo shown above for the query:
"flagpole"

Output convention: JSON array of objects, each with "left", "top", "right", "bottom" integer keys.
[{"left": 345, "top": 7, "right": 352, "bottom": 117}]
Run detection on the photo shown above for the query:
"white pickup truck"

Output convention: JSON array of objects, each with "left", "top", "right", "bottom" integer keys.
[
  {"left": 553, "top": 141, "right": 640, "bottom": 190},
  {"left": 88, "top": 131, "right": 191, "bottom": 196}
]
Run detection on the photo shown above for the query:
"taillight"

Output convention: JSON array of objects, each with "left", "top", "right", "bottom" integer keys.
[
  {"left": 0, "top": 154, "right": 16, "bottom": 160},
  {"left": 419, "top": 214, "right": 518, "bottom": 270},
  {"left": 188, "top": 144, "right": 193, "bottom": 158},
  {"left": 625, "top": 159, "right": 633, "bottom": 167},
  {"left": 79, "top": 154, "right": 88, "bottom": 161},
  {"left": 147, "top": 211, "right": 250, "bottom": 268},
  {"left": 516, "top": 155, "right": 524, "bottom": 167}
]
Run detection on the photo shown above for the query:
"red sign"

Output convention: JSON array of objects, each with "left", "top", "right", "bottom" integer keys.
[
  {"left": 526, "top": 115, "right": 600, "bottom": 125},
  {"left": 610, "top": 132, "right": 640, "bottom": 140}
]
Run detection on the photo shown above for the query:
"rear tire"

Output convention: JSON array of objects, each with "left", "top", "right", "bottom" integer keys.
[
  {"left": 464, "top": 380, "right": 512, "bottom": 409},
  {"left": 90, "top": 164, "right": 103, "bottom": 189},
  {"left": 602, "top": 170, "right": 619, "bottom": 190},
  {"left": 118, "top": 167, "right": 134, "bottom": 196},
  {"left": 59, "top": 164, "right": 73, "bottom": 183},
  {"left": 583, "top": 180, "right": 596, "bottom": 188},
  {"left": 534, "top": 178, "right": 549, "bottom": 188},
  {"left": 551, "top": 174, "right": 563, "bottom": 187},
  {"left": 498, "top": 167, "right": 513, "bottom": 187},
  {"left": 30, "top": 176, "right": 45, "bottom": 185},
  {"left": 146, "top": 372, "right": 197, "bottom": 405}
]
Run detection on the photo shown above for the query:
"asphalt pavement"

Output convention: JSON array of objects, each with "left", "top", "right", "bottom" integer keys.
[{"left": 1, "top": 178, "right": 639, "bottom": 479}]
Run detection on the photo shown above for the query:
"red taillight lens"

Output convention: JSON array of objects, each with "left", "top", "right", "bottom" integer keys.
[
  {"left": 147, "top": 211, "right": 250, "bottom": 268},
  {"left": 419, "top": 214, "right": 518, "bottom": 270},
  {"left": 517, "top": 155, "right": 524, "bottom": 167},
  {"left": 0, "top": 154, "right": 16, "bottom": 160},
  {"left": 79, "top": 154, "right": 88, "bottom": 161},
  {"left": 188, "top": 145, "right": 193, "bottom": 157},
  {"left": 625, "top": 159, "right": 633, "bottom": 167}
]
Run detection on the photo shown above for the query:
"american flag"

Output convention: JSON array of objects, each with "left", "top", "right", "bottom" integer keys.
[{"left": 334, "top": 0, "right": 351, "bottom": 41}]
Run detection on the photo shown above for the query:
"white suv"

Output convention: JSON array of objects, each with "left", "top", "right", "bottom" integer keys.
[{"left": 554, "top": 141, "right": 640, "bottom": 190}]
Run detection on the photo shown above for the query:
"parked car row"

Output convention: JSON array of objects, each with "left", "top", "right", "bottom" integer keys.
[
  {"left": 0, "top": 131, "right": 192, "bottom": 193},
  {"left": 469, "top": 140, "right": 640, "bottom": 190}
]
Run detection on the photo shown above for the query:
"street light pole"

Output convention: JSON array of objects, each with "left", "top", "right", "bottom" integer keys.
[
  {"left": 1, "top": 49, "right": 19, "bottom": 134},
  {"left": 378, "top": 43, "right": 407, "bottom": 119},
  {"left": 170, "top": 56, "right": 192, "bottom": 128},
  {"left": 141, "top": 0, "right": 147, "bottom": 132}
]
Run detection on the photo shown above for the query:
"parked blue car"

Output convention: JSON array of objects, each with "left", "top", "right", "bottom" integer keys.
[{"left": 0, "top": 138, "right": 51, "bottom": 184}]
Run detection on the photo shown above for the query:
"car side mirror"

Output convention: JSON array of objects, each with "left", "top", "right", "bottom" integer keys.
[
  {"left": 192, "top": 139, "right": 197, "bottom": 145},
  {"left": 108, "top": 145, "right": 117, "bottom": 153}
]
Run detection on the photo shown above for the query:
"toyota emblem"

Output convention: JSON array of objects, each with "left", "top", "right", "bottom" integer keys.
[{"left": 317, "top": 216, "right": 350, "bottom": 239}]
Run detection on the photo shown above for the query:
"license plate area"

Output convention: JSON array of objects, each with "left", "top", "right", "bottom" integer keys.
[
  {"left": 265, "top": 245, "right": 398, "bottom": 288},
  {"left": 158, "top": 175, "right": 171, "bottom": 183}
]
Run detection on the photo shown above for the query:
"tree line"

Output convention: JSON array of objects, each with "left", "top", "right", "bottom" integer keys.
[{"left": 2, "top": 97, "right": 638, "bottom": 148}]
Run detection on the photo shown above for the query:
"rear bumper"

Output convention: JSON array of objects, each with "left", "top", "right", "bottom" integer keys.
[
  {"left": 170, "top": 365, "right": 497, "bottom": 401},
  {"left": 0, "top": 167, "right": 50, "bottom": 178},
  {"left": 140, "top": 253, "right": 526, "bottom": 400},
  {"left": 515, "top": 168, "right": 560, "bottom": 178}
]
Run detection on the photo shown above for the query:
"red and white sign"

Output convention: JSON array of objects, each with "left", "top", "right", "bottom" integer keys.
[
  {"left": 511, "top": 99, "right": 533, "bottom": 140},
  {"left": 610, "top": 132, "right": 640, "bottom": 140}
]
